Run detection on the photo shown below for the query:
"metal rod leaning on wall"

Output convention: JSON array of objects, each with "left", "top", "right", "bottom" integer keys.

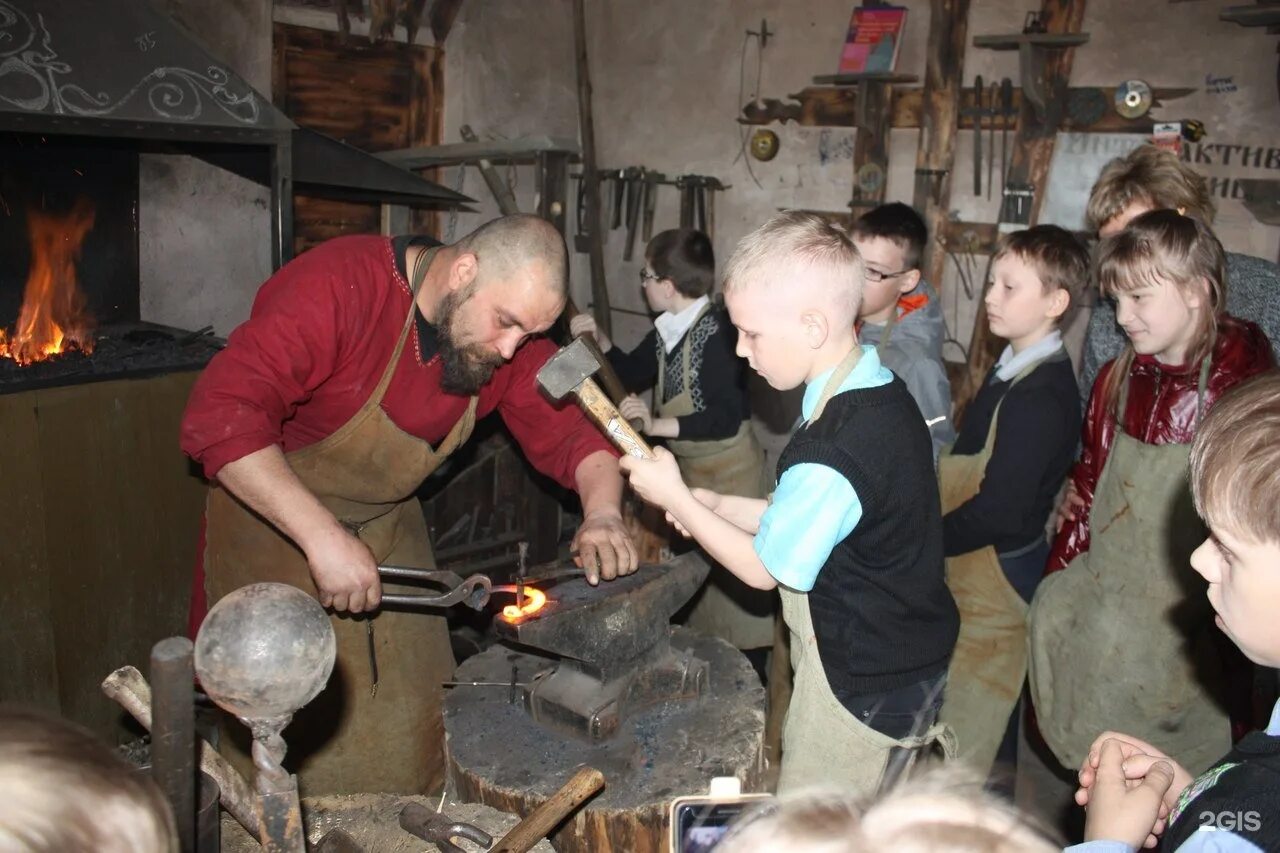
[
  {"left": 459, "top": 124, "right": 519, "bottom": 216},
  {"left": 572, "top": 0, "right": 613, "bottom": 336}
]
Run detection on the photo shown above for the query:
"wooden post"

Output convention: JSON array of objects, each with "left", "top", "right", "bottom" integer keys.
[
  {"left": 851, "top": 81, "right": 894, "bottom": 210},
  {"left": 571, "top": 0, "right": 612, "bottom": 337},
  {"left": 912, "top": 0, "right": 973, "bottom": 294},
  {"left": 959, "top": 0, "right": 1087, "bottom": 419}
]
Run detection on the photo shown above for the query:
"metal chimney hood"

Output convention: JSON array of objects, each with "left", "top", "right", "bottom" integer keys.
[{"left": 0, "top": 0, "right": 471, "bottom": 265}]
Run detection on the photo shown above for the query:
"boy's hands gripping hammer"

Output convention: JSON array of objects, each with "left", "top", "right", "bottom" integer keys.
[{"left": 538, "top": 338, "right": 655, "bottom": 460}]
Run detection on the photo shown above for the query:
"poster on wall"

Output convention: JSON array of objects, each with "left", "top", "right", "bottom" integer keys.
[{"left": 1042, "top": 132, "right": 1280, "bottom": 259}]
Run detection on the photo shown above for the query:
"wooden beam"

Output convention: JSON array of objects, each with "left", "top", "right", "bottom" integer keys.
[
  {"left": 740, "top": 85, "right": 1193, "bottom": 132},
  {"left": 430, "top": 0, "right": 464, "bottom": 44},
  {"left": 912, "top": 0, "right": 973, "bottom": 301},
  {"left": 958, "top": 0, "right": 1088, "bottom": 422}
]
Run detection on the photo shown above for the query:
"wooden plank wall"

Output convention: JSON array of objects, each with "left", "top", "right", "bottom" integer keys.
[
  {"left": 0, "top": 372, "right": 207, "bottom": 740},
  {"left": 273, "top": 24, "right": 443, "bottom": 254}
]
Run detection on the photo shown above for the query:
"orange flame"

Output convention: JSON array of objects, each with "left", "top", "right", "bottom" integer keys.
[
  {"left": 0, "top": 198, "right": 97, "bottom": 365},
  {"left": 502, "top": 587, "right": 547, "bottom": 621}
]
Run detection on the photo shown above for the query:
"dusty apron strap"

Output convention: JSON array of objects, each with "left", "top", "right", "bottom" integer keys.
[{"left": 807, "top": 346, "right": 864, "bottom": 425}]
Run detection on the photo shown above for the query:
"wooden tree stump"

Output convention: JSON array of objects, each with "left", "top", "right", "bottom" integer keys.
[{"left": 445, "top": 628, "right": 766, "bottom": 852}]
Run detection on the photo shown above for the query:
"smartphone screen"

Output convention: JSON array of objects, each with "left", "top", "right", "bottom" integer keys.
[{"left": 672, "top": 799, "right": 768, "bottom": 852}]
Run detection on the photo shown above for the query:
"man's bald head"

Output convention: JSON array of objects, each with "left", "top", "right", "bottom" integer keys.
[{"left": 454, "top": 214, "right": 568, "bottom": 297}]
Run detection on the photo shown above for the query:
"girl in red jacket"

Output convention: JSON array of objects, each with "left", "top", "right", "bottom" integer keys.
[{"left": 1027, "top": 210, "right": 1274, "bottom": 777}]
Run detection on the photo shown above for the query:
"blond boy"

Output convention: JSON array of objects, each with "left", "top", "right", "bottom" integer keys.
[{"left": 623, "top": 211, "right": 958, "bottom": 794}]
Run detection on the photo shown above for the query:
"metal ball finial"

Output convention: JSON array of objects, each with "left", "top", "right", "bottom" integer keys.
[{"left": 194, "top": 582, "right": 336, "bottom": 723}]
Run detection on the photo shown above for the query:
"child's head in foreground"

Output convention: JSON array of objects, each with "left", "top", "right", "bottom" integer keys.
[
  {"left": 1189, "top": 369, "right": 1280, "bottom": 668},
  {"left": 0, "top": 705, "right": 177, "bottom": 853},
  {"left": 849, "top": 203, "right": 927, "bottom": 326},
  {"left": 722, "top": 210, "right": 865, "bottom": 391},
  {"left": 716, "top": 771, "right": 1059, "bottom": 853},
  {"left": 984, "top": 225, "right": 1089, "bottom": 353}
]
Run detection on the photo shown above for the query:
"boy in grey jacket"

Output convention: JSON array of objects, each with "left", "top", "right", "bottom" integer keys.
[{"left": 851, "top": 203, "right": 956, "bottom": 462}]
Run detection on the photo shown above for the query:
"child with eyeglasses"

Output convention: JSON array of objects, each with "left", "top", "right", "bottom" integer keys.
[
  {"left": 849, "top": 203, "right": 955, "bottom": 463},
  {"left": 570, "top": 228, "right": 772, "bottom": 654}
]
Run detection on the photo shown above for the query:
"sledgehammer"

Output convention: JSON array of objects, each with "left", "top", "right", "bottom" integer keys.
[{"left": 537, "top": 338, "right": 655, "bottom": 460}]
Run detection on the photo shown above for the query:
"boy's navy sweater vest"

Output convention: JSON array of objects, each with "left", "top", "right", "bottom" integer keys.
[
  {"left": 1163, "top": 729, "right": 1280, "bottom": 850},
  {"left": 777, "top": 375, "right": 959, "bottom": 699}
]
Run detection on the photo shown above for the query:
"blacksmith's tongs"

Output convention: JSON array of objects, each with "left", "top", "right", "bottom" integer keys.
[{"left": 377, "top": 565, "right": 491, "bottom": 611}]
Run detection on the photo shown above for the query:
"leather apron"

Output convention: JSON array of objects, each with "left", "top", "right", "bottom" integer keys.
[
  {"left": 776, "top": 347, "right": 956, "bottom": 795},
  {"left": 657, "top": 303, "right": 773, "bottom": 650},
  {"left": 935, "top": 357, "right": 1047, "bottom": 776},
  {"left": 1027, "top": 361, "right": 1230, "bottom": 774},
  {"left": 203, "top": 247, "right": 478, "bottom": 796}
]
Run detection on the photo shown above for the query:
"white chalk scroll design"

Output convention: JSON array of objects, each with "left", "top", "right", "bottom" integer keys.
[
  {"left": 0, "top": 1, "right": 260, "bottom": 123},
  {"left": 606, "top": 418, "right": 647, "bottom": 459}
]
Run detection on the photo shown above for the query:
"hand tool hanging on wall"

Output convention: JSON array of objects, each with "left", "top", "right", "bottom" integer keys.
[
  {"left": 693, "top": 176, "right": 708, "bottom": 234},
  {"left": 610, "top": 168, "right": 626, "bottom": 230},
  {"left": 973, "top": 75, "right": 984, "bottom": 197},
  {"left": 987, "top": 81, "right": 999, "bottom": 200},
  {"left": 641, "top": 170, "right": 662, "bottom": 242},
  {"left": 678, "top": 175, "right": 693, "bottom": 229},
  {"left": 1000, "top": 78, "right": 1013, "bottom": 197},
  {"left": 623, "top": 166, "right": 645, "bottom": 260}
]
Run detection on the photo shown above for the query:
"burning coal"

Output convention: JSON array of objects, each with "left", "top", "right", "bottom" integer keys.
[{"left": 0, "top": 198, "right": 97, "bottom": 365}]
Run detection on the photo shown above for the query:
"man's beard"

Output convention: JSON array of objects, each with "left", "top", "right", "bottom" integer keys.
[{"left": 437, "top": 286, "right": 504, "bottom": 395}]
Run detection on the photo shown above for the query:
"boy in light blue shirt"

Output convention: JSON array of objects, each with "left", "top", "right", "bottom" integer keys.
[{"left": 623, "top": 211, "right": 958, "bottom": 794}]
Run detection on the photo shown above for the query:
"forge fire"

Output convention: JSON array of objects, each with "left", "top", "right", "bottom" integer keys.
[{"left": 0, "top": 198, "right": 96, "bottom": 365}]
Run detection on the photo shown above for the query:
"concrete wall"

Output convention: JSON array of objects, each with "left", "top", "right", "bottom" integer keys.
[
  {"left": 442, "top": 0, "right": 1280, "bottom": 452},
  {"left": 140, "top": 0, "right": 274, "bottom": 336}
]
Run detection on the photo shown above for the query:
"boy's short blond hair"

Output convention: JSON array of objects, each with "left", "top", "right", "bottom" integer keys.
[
  {"left": 717, "top": 770, "right": 1059, "bottom": 853},
  {"left": 1190, "top": 369, "right": 1280, "bottom": 545},
  {"left": 1085, "top": 144, "right": 1216, "bottom": 232},
  {"left": 0, "top": 705, "right": 177, "bottom": 852},
  {"left": 992, "top": 225, "right": 1090, "bottom": 324},
  {"left": 723, "top": 210, "right": 865, "bottom": 328}
]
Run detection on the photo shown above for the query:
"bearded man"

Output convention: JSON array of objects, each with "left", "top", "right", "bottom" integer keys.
[{"left": 180, "top": 215, "right": 636, "bottom": 795}]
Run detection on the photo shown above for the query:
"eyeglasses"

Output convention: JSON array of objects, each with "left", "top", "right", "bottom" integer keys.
[
  {"left": 864, "top": 267, "right": 913, "bottom": 283},
  {"left": 639, "top": 269, "right": 662, "bottom": 285}
]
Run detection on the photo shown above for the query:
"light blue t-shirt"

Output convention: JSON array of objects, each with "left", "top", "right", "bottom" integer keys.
[
  {"left": 753, "top": 346, "right": 893, "bottom": 591},
  {"left": 1061, "top": 700, "right": 1280, "bottom": 853}
]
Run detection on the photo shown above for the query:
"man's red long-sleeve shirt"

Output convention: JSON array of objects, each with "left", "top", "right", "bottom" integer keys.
[{"left": 180, "top": 235, "right": 614, "bottom": 487}]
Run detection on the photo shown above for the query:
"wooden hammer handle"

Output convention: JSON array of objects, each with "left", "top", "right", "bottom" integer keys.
[
  {"left": 490, "top": 766, "right": 605, "bottom": 853},
  {"left": 102, "top": 665, "right": 264, "bottom": 841},
  {"left": 577, "top": 377, "right": 654, "bottom": 459}
]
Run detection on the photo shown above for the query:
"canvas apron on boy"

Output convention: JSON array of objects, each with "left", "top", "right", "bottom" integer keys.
[
  {"left": 1027, "top": 361, "right": 1230, "bottom": 774},
  {"left": 658, "top": 302, "right": 773, "bottom": 650},
  {"left": 204, "top": 247, "right": 478, "bottom": 795},
  {"left": 935, "top": 358, "right": 1046, "bottom": 775},
  {"left": 777, "top": 347, "right": 956, "bottom": 796}
]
